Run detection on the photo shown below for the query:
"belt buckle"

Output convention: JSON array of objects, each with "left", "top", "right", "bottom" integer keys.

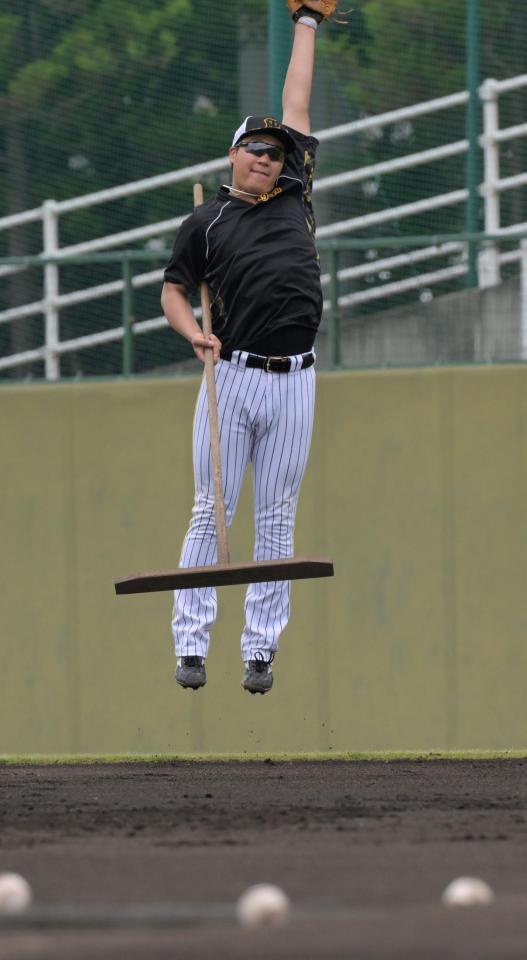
[{"left": 265, "top": 356, "right": 289, "bottom": 373}]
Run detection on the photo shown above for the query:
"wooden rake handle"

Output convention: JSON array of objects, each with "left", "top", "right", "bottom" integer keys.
[{"left": 193, "top": 183, "right": 230, "bottom": 565}]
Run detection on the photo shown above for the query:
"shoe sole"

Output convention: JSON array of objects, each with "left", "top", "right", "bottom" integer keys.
[
  {"left": 176, "top": 671, "right": 206, "bottom": 690},
  {"left": 242, "top": 681, "right": 273, "bottom": 695}
]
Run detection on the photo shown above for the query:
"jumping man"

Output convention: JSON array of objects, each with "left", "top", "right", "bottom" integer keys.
[{"left": 161, "top": 1, "right": 338, "bottom": 694}]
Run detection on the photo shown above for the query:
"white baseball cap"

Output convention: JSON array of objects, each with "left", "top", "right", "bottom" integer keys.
[{"left": 231, "top": 116, "right": 295, "bottom": 153}]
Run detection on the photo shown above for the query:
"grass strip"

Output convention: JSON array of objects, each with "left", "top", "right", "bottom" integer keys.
[{"left": 1, "top": 750, "right": 527, "bottom": 765}]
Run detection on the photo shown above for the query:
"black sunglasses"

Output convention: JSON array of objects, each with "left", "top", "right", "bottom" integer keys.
[{"left": 237, "top": 140, "right": 285, "bottom": 163}]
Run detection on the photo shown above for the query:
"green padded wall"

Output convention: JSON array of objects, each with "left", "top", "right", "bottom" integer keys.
[{"left": 1, "top": 365, "right": 526, "bottom": 754}]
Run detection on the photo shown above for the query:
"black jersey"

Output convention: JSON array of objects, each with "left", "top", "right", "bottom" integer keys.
[{"left": 164, "top": 127, "right": 323, "bottom": 356}]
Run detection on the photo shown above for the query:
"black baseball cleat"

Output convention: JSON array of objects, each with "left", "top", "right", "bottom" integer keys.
[
  {"left": 242, "top": 653, "right": 274, "bottom": 695},
  {"left": 176, "top": 656, "right": 206, "bottom": 690}
]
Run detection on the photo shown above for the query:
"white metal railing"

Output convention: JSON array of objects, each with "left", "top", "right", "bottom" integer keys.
[{"left": 1, "top": 74, "right": 526, "bottom": 378}]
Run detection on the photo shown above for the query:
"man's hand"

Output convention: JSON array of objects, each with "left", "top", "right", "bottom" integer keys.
[{"left": 191, "top": 332, "right": 222, "bottom": 364}]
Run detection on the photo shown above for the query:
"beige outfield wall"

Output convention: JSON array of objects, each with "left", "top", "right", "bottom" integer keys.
[{"left": 1, "top": 365, "right": 526, "bottom": 755}]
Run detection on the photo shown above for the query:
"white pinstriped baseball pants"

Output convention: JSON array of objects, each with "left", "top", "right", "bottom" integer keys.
[{"left": 172, "top": 351, "right": 316, "bottom": 662}]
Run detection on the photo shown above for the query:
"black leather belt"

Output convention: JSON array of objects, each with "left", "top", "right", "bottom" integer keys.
[{"left": 221, "top": 351, "right": 315, "bottom": 373}]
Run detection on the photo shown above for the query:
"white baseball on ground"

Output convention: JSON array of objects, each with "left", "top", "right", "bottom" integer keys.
[
  {"left": 0, "top": 873, "right": 33, "bottom": 914},
  {"left": 442, "top": 876, "right": 495, "bottom": 907},
  {"left": 236, "top": 883, "right": 291, "bottom": 927}
]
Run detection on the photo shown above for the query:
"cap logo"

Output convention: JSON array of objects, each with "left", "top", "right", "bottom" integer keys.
[{"left": 263, "top": 117, "right": 281, "bottom": 129}]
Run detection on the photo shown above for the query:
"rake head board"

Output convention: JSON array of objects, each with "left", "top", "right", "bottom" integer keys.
[{"left": 115, "top": 557, "right": 334, "bottom": 594}]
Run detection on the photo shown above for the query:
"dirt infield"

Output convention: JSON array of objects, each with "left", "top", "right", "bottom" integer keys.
[{"left": 1, "top": 759, "right": 527, "bottom": 958}]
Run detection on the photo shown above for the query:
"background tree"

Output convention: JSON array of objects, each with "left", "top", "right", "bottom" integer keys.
[
  {"left": 318, "top": 0, "right": 527, "bottom": 233},
  {"left": 0, "top": 0, "right": 242, "bottom": 370}
]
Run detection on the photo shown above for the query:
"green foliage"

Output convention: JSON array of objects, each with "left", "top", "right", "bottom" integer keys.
[
  {"left": 0, "top": 13, "right": 20, "bottom": 87},
  {"left": 0, "top": 0, "right": 242, "bottom": 375},
  {"left": 1, "top": 0, "right": 238, "bottom": 210},
  {"left": 9, "top": 58, "right": 70, "bottom": 104},
  {"left": 316, "top": 0, "right": 526, "bottom": 239},
  {"left": 346, "top": 0, "right": 465, "bottom": 110},
  {"left": 322, "top": 0, "right": 527, "bottom": 111}
]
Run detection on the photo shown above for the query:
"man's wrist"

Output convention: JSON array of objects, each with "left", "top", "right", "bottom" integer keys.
[
  {"left": 296, "top": 15, "right": 318, "bottom": 30},
  {"left": 292, "top": 5, "right": 324, "bottom": 27}
]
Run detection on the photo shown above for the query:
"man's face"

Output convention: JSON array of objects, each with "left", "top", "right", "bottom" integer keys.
[{"left": 229, "top": 134, "right": 285, "bottom": 196}]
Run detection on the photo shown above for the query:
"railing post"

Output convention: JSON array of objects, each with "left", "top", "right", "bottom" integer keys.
[
  {"left": 480, "top": 78, "right": 501, "bottom": 287},
  {"left": 122, "top": 258, "right": 134, "bottom": 376},
  {"left": 521, "top": 240, "right": 527, "bottom": 362},
  {"left": 329, "top": 248, "right": 340, "bottom": 369},
  {"left": 42, "top": 199, "right": 60, "bottom": 380},
  {"left": 465, "top": 0, "right": 481, "bottom": 288}
]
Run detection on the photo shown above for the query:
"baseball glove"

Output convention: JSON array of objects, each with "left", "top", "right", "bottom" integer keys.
[{"left": 286, "top": 0, "right": 340, "bottom": 23}]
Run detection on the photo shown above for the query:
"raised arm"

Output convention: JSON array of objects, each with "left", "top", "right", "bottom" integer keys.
[
  {"left": 283, "top": 1, "right": 339, "bottom": 134},
  {"left": 282, "top": 21, "right": 316, "bottom": 135}
]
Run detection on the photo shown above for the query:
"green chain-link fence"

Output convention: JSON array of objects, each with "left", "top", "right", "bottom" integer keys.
[{"left": 1, "top": 0, "right": 526, "bottom": 378}]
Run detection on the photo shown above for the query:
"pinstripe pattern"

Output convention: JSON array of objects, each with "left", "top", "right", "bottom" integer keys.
[{"left": 172, "top": 353, "right": 315, "bottom": 660}]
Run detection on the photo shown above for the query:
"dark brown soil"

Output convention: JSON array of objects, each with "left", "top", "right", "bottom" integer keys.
[{"left": 1, "top": 760, "right": 527, "bottom": 958}]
